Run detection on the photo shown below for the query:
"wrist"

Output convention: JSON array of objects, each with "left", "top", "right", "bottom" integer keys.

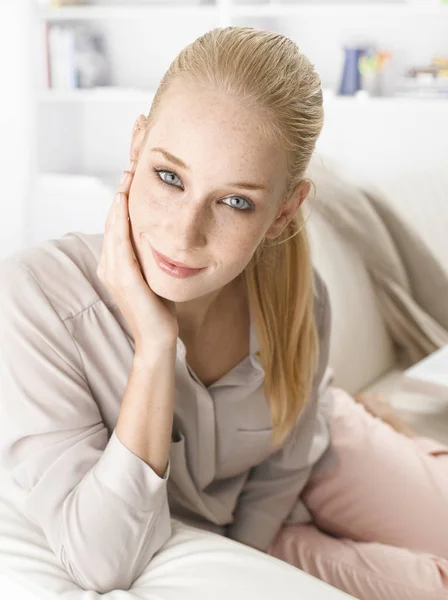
[{"left": 134, "top": 342, "right": 177, "bottom": 365}]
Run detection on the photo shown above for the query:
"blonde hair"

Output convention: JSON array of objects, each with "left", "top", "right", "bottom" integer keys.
[{"left": 146, "top": 26, "right": 325, "bottom": 447}]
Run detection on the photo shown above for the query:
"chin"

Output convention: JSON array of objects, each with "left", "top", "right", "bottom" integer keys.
[{"left": 145, "top": 270, "right": 205, "bottom": 302}]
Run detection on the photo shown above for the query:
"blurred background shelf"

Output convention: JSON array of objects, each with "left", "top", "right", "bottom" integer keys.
[
  {"left": 233, "top": 2, "right": 448, "bottom": 17},
  {"left": 36, "top": 2, "right": 448, "bottom": 20},
  {"left": 36, "top": 86, "right": 448, "bottom": 106},
  {"left": 3, "top": 0, "right": 445, "bottom": 257},
  {"left": 37, "top": 87, "right": 156, "bottom": 102},
  {"left": 33, "top": 0, "right": 448, "bottom": 175},
  {"left": 37, "top": 4, "right": 219, "bottom": 20}
]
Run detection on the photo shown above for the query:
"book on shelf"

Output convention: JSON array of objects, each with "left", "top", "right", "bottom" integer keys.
[
  {"left": 47, "top": 25, "right": 77, "bottom": 89},
  {"left": 46, "top": 23, "right": 111, "bottom": 90},
  {"left": 37, "top": 1, "right": 88, "bottom": 7}
]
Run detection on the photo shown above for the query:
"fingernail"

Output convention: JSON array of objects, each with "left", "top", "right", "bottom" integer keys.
[{"left": 115, "top": 192, "right": 122, "bottom": 204}]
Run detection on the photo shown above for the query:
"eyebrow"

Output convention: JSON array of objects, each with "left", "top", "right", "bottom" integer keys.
[{"left": 151, "top": 147, "right": 269, "bottom": 193}]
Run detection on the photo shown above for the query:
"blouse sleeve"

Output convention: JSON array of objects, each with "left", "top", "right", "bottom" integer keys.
[
  {"left": 0, "top": 258, "right": 172, "bottom": 593},
  {"left": 226, "top": 271, "right": 334, "bottom": 552}
]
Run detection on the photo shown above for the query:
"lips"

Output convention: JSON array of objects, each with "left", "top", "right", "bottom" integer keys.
[
  {"left": 154, "top": 252, "right": 205, "bottom": 279},
  {"left": 154, "top": 249, "right": 201, "bottom": 270},
  {"left": 141, "top": 230, "right": 207, "bottom": 275}
]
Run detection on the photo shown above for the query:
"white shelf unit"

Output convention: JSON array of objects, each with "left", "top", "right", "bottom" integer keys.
[
  {"left": 36, "top": 1, "right": 448, "bottom": 20},
  {"left": 36, "top": 0, "right": 448, "bottom": 25},
  {"left": 232, "top": 2, "right": 448, "bottom": 17},
  {"left": 35, "top": 0, "right": 448, "bottom": 102},
  {"left": 31, "top": 0, "right": 448, "bottom": 197},
  {"left": 6, "top": 0, "right": 443, "bottom": 257},
  {"left": 37, "top": 87, "right": 156, "bottom": 102},
  {"left": 35, "top": 86, "right": 448, "bottom": 106},
  {"left": 37, "top": 4, "right": 221, "bottom": 21}
]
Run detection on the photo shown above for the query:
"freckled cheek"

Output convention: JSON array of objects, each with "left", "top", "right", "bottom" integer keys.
[
  {"left": 216, "top": 226, "right": 262, "bottom": 259},
  {"left": 128, "top": 187, "right": 165, "bottom": 227},
  {"left": 128, "top": 195, "right": 163, "bottom": 263}
]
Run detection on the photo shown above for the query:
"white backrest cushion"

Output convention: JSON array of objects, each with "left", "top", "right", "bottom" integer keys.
[
  {"left": 315, "top": 98, "right": 448, "bottom": 269},
  {"left": 307, "top": 207, "right": 396, "bottom": 395},
  {"left": 306, "top": 138, "right": 448, "bottom": 394},
  {"left": 318, "top": 159, "right": 448, "bottom": 269}
]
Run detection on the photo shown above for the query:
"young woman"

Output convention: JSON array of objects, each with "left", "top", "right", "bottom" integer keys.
[{"left": 1, "top": 26, "right": 447, "bottom": 599}]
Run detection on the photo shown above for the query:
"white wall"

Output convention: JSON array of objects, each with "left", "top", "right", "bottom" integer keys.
[
  {"left": 315, "top": 95, "right": 448, "bottom": 264},
  {"left": 0, "top": 0, "right": 36, "bottom": 260}
]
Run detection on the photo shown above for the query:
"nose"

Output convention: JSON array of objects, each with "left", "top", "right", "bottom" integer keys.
[{"left": 170, "top": 197, "right": 208, "bottom": 249}]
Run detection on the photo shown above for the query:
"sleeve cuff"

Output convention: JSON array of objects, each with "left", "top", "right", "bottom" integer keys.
[
  {"left": 93, "top": 428, "right": 170, "bottom": 512},
  {"left": 227, "top": 508, "right": 284, "bottom": 553}
]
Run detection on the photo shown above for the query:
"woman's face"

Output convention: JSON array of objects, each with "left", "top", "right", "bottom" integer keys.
[{"left": 127, "top": 78, "right": 301, "bottom": 302}]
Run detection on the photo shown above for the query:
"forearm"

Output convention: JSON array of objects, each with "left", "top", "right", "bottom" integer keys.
[
  {"left": 0, "top": 260, "right": 178, "bottom": 593},
  {"left": 62, "top": 345, "right": 178, "bottom": 592},
  {"left": 115, "top": 344, "right": 177, "bottom": 478}
]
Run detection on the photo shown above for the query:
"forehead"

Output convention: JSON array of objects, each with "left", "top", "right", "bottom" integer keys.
[{"left": 146, "top": 79, "right": 288, "bottom": 191}]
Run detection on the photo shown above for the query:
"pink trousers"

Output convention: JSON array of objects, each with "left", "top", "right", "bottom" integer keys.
[{"left": 266, "top": 387, "right": 448, "bottom": 600}]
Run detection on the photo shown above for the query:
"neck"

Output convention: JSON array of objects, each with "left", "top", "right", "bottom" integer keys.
[{"left": 176, "top": 274, "right": 246, "bottom": 341}]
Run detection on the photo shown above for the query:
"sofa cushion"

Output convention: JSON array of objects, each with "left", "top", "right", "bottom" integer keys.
[
  {"left": 0, "top": 465, "right": 353, "bottom": 600},
  {"left": 306, "top": 206, "right": 396, "bottom": 395}
]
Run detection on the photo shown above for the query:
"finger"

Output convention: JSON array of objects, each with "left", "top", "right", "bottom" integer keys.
[
  {"left": 105, "top": 163, "right": 134, "bottom": 230},
  {"left": 117, "top": 167, "right": 134, "bottom": 196},
  {"left": 128, "top": 159, "right": 137, "bottom": 175},
  {"left": 114, "top": 191, "right": 139, "bottom": 272},
  {"left": 108, "top": 194, "right": 142, "bottom": 292},
  {"left": 103, "top": 162, "right": 138, "bottom": 277},
  {"left": 104, "top": 167, "right": 133, "bottom": 264},
  {"left": 114, "top": 167, "right": 134, "bottom": 227}
]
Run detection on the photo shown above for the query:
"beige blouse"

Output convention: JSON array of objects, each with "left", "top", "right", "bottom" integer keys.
[{"left": 0, "top": 231, "right": 335, "bottom": 593}]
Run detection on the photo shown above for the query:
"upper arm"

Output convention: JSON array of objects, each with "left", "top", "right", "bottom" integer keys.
[
  {"left": 0, "top": 258, "right": 173, "bottom": 592},
  {"left": 0, "top": 258, "right": 105, "bottom": 533}
]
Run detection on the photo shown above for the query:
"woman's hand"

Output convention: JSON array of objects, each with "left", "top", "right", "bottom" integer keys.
[{"left": 97, "top": 161, "right": 179, "bottom": 354}]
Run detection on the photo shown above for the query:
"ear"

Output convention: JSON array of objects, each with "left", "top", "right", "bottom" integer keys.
[
  {"left": 130, "top": 114, "right": 149, "bottom": 164},
  {"left": 264, "top": 179, "right": 311, "bottom": 241}
]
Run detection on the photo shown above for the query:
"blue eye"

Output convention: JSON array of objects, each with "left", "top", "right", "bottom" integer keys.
[
  {"left": 222, "top": 196, "right": 253, "bottom": 211},
  {"left": 155, "top": 169, "right": 182, "bottom": 188},
  {"left": 153, "top": 168, "right": 255, "bottom": 213}
]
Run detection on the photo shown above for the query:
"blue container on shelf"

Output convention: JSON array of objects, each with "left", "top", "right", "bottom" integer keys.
[{"left": 338, "top": 46, "right": 369, "bottom": 96}]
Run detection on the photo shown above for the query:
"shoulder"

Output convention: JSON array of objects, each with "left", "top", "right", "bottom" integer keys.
[
  {"left": 312, "top": 266, "right": 331, "bottom": 333},
  {"left": 0, "top": 232, "right": 110, "bottom": 322},
  {"left": 311, "top": 266, "right": 333, "bottom": 390}
]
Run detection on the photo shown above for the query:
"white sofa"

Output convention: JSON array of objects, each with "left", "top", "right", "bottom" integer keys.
[
  {"left": 1, "top": 150, "right": 447, "bottom": 600},
  {"left": 307, "top": 155, "right": 448, "bottom": 447}
]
